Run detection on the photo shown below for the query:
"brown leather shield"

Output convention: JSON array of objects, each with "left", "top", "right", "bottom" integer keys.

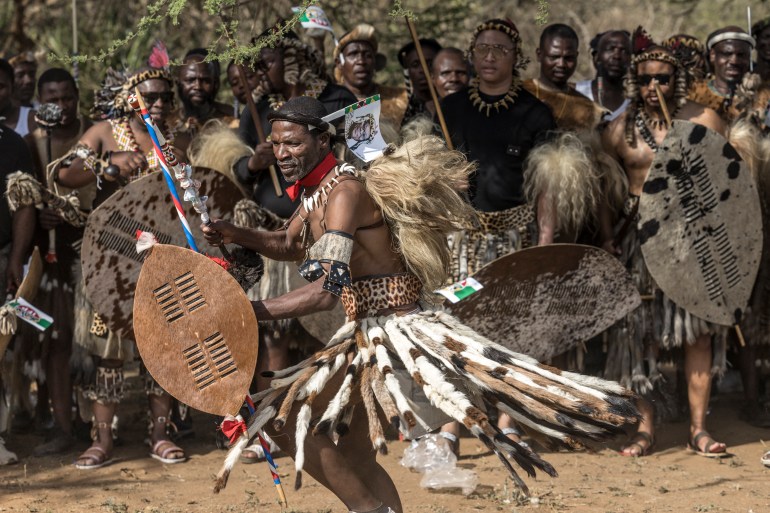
[
  {"left": 133, "top": 244, "right": 259, "bottom": 416},
  {"left": 448, "top": 244, "right": 641, "bottom": 362},
  {"left": 81, "top": 168, "right": 244, "bottom": 339},
  {"left": 639, "top": 121, "right": 762, "bottom": 326}
]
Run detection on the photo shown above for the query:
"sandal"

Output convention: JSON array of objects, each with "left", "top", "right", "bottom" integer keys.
[
  {"left": 687, "top": 431, "right": 729, "bottom": 458},
  {"left": 150, "top": 439, "right": 187, "bottom": 464},
  {"left": 74, "top": 445, "right": 111, "bottom": 470},
  {"left": 620, "top": 431, "right": 655, "bottom": 457},
  {"left": 761, "top": 450, "right": 770, "bottom": 468}
]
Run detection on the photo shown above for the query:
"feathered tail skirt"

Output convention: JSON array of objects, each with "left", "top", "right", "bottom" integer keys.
[{"left": 216, "top": 308, "right": 638, "bottom": 495}]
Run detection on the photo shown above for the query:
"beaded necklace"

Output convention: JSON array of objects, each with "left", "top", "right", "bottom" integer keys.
[{"left": 634, "top": 112, "right": 659, "bottom": 152}]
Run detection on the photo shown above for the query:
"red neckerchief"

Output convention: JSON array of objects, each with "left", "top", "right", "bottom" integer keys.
[{"left": 286, "top": 152, "right": 337, "bottom": 201}]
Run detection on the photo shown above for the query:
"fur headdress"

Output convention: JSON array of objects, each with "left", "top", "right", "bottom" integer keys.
[
  {"left": 662, "top": 34, "right": 707, "bottom": 82},
  {"left": 251, "top": 20, "right": 330, "bottom": 103},
  {"left": 91, "top": 67, "right": 173, "bottom": 120}
]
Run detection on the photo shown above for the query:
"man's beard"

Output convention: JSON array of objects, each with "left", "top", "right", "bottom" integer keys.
[{"left": 178, "top": 85, "right": 214, "bottom": 117}]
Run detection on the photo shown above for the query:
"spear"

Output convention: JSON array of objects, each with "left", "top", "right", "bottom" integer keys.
[{"left": 404, "top": 17, "right": 454, "bottom": 150}]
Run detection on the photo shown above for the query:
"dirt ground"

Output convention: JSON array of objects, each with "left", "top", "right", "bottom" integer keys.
[{"left": 1, "top": 378, "right": 769, "bottom": 513}]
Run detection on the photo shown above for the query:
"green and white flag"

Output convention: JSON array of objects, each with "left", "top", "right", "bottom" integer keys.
[
  {"left": 6, "top": 297, "right": 53, "bottom": 331},
  {"left": 291, "top": 5, "right": 334, "bottom": 34},
  {"left": 436, "top": 277, "right": 484, "bottom": 304}
]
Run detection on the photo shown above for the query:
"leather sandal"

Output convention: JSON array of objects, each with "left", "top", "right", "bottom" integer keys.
[
  {"left": 687, "top": 431, "right": 729, "bottom": 458},
  {"left": 620, "top": 431, "right": 654, "bottom": 457}
]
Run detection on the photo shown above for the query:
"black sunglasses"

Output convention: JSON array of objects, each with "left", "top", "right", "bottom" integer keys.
[
  {"left": 142, "top": 92, "right": 174, "bottom": 105},
  {"left": 638, "top": 74, "right": 672, "bottom": 86}
]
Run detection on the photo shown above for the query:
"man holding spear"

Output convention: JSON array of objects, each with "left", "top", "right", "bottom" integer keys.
[{"left": 57, "top": 68, "right": 189, "bottom": 469}]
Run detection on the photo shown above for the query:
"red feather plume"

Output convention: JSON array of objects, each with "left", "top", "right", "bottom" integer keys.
[
  {"left": 148, "top": 40, "right": 170, "bottom": 70},
  {"left": 633, "top": 26, "right": 655, "bottom": 54}
]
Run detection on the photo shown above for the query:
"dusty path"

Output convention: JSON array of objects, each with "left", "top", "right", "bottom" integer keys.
[{"left": 1, "top": 384, "right": 769, "bottom": 513}]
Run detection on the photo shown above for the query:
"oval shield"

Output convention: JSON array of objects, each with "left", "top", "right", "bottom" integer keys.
[
  {"left": 133, "top": 244, "right": 259, "bottom": 416},
  {"left": 448, "top": 244, "right": 640, "bottom": 362},
  {"left": 639, "top": 121, "right": 763, "bottom": 326},
  {"left": 81, "top": 169, "right": 244, "bottom": 339}
]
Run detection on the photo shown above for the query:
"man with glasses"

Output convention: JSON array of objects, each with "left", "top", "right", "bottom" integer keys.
[
  {"left": 688, "top": 27, "right": 755, "bottom": 124},
  {"left": 438, "top": 18, "right": 556, "bottom": 454},
  {"left": 333, "top": 24, "right": 408, "bottom": 128},
  {"left": 600, "top": 35, "right": 727, "bottom": 458},
  {"left": 56, "top": 68, "right": 190, "bottom": 469}
]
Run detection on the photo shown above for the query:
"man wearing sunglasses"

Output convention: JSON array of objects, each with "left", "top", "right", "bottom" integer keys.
[
  {"left": 600, "top": 35, "right": 728, "bottom": 459},
  {"left": 56, "top": 68, "right": 190, "bottom": 470}
]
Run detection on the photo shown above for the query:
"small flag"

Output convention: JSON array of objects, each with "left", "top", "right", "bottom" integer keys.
[
  {"left": 344, "top": 95, "right": 388, "bottom": 162},
  {"left": 6, "top": 297, "right": 53, "bottom": 331},
  {"left": 436, "top": 277, "right": 484, "bottom": 304},
  {"left": 291, "top": 5, "right": 334, "bottom": 33}
]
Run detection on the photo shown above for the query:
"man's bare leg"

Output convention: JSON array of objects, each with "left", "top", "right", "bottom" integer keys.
[
  {"left": 256, "top": 331, "right": 291, "bottom": 392},
  {"left": 439, "top": 421, "right": 461, "bottom": 455},
  {"left": 265, "top": 368, "right": 402, "bottom": 512},
  {"left": 148, "top": 392, "right": 185, "bottom": 462},
  {"left": 497, "top": 413, "right": 522, "bottom": 443},
  {"left": 34, "top": 334, "right": 74, "bottom": 455},
  {"left": 74, "top": 400, "right": 114, "bottom": 468},
  {"left": 685, "top": 334, "right": 726, "bottom": 453}
]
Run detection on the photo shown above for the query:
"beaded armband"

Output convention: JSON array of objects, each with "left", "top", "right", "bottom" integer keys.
[{"left": 298, "top": 230, "right": 353, "bottom": 297}]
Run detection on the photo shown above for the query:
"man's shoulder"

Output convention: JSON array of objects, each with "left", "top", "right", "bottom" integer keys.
[{"left": 320, "top": 83, "right": 358, "bottom": 105}]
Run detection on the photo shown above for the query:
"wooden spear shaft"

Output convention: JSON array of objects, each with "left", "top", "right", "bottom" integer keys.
[
  {"left": 238, "top": 65, "right": 283, "bottom": 198},
  {"left": 404, "top": 17, "right": 454, "bottom": 150}
]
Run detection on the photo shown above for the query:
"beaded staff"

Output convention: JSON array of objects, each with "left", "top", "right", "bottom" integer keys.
[
  {"left": 126, "top": 92, "right": 199, "bottom": 252},
  {"left": 128, "top": 89, "right": 286, "bottom": 502}
]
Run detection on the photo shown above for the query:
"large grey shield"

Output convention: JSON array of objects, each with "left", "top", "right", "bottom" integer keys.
[
  {"left": 639, "top": 121, "right": 762, "bottom": 326},
  {"left": 448, "top": 244, "right": 641, "bottom": 362}
]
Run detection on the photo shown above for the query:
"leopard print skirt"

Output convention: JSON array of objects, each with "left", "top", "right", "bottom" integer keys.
[
  {"left": 448, "top": 205, "right": 535, "bottom": 282},
  {"left": 340, "top": 274, "right": 422, "bottom": 320}
]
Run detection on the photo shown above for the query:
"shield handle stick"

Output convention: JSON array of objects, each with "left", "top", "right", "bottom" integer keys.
[
  {"left": 238, "top": 65, "right": 283, "bottom": 198},
  {"left": 404, "top": 17, "right": 454, "bottom": 150},
  {"left": 654, "top": 83, "right": 672, "bottom": 127},
  {"left": 735, "top": 324, "right": 746, "bottom": 347}
]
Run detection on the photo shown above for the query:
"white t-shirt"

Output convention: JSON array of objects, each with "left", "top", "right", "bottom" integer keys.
[
  {"left": 575, "top": 79, "right": 629, "bottom": 121},
  {"left": 12, "top": 105, "right": 32, "bottom": 138}
]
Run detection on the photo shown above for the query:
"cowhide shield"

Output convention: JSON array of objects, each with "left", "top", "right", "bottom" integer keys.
[
  {"left": 448, "top": 244, "right": 640, "bottom": 362},
  {"left": 81, "top": 168, "right": 243, "bottom": 339},
  {"left": 639, "top": 121, "right": 762, "bottom": 326},
  {"left": 288, "top": 268, "right": 347, "bottom": 342},
  {"left": 0, "top": 247, "right": 43, "bottom": 361},
  {"left": 133, "top": 244, "right": 259, "bottom": 416}
]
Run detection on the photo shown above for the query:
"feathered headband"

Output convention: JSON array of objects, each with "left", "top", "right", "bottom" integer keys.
[
  {"left": 630, "top": 26, "right": 679, "bottom": 67},
  {"left": 468, "top": 18, "right": 529, "bottom": 71}
]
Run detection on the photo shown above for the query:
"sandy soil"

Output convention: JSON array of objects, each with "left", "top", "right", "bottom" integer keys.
[{"left": 1, "top": 381, "right": 769, "bottom": 513}]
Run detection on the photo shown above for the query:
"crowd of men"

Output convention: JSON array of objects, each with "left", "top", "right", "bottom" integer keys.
[{"left": 2, "top": 13, "right": 770, "bottom": 511}]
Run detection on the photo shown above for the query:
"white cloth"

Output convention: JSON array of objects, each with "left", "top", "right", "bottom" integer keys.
[
  {"left": 575, "top": 80, "right": 629, "bottom": 121},
  {"left": 13, "top": 106, "right": 31, "bottom": 138}
]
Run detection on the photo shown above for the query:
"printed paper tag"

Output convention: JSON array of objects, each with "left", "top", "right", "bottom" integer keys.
[
  {"left": 6, "top": 298, "right": 53, "bottom": 331},
  {"left": 436, "top": 277, "right": 484, "bottom": 304}
]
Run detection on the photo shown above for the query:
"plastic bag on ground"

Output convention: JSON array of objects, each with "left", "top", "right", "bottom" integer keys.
[
  {"left": 400, "top": 433, "right": 457, "bottom": 472},
  {"left": 420, "top": 466, "right": 479, "bottom": 495}
]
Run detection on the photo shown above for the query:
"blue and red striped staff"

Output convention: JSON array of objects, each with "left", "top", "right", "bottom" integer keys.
[
  {"left": 127, "top": 92, "right": 198, "bottom": 252},
  {"left": 128, "top": 90, "right": 286, "bottom": 507}
]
